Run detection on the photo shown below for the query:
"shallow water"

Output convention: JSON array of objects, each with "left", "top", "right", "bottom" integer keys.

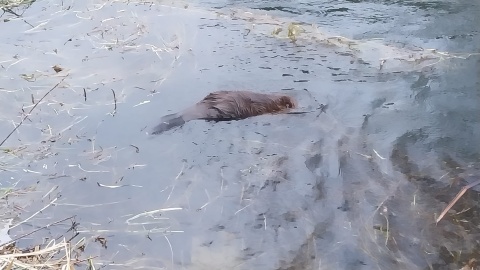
[{"left": 0, "top": 0, "right": 479, "bottom": 269}]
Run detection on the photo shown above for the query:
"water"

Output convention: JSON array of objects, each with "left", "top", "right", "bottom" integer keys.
[{"left": 0, "top": 0, "right": 478, "bottom": 269}]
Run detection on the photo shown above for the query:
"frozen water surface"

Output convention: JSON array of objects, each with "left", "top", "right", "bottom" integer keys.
[{"left": 0, "top": 0, "right": 479, "bottom": 269}]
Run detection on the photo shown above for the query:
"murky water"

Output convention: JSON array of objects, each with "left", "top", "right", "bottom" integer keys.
[{"left": 0, "top": 0, "right": 479, "bottom": 269}]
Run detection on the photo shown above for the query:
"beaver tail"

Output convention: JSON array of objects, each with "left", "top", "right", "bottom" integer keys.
[{"left": 151, "top": 113, "right": 186, "bottom": 135}]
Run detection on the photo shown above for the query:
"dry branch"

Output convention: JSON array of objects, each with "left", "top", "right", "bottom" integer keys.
[
  {"left": 436, "top": 179, "right": 480, "bottom": 223},
  {"left": 0, "top": 76, "right": 68, "bottom": 147}
]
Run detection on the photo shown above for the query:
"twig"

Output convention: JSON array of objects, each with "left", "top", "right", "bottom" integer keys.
[
  {"left": 0, "top": 76, "right": 68, "bottom": 147},
  {"left": 436, "top": 179, "right": 480, "bottom": 223},
  {"left": 0, "top": 215, "right": 75, "bottom": 248},
  {"left": 164, "top": 235, "right": 174, "bottom": 269},
  {"left": 111, "top": 89, "right": 117, "bottom": 115},
  {"left": 87, "top": 257, "right": 97, "bottom": 270},
  {"left": 22, "top": 19, "right": 34, "bottom": 28},
  {"left": 65, "top": 232, "right": 80, "bottom": 243},
  {"left": 286, "top": 111, "right": 315, "bottom": 115},
  {"left": 166, "top": 160, "right": 186, "bottom": 202},
  {"left": 9, "top": 197, "right": 58, "bottom": 230},
  {"left": 286, "top": 104, "right": 328, "bottom": 116},
  {"left": 3, "top": 7, "right": 20, "bottom": 17},
  {"left": 73, "top": 255, "right": 98, "bottom": 265}
]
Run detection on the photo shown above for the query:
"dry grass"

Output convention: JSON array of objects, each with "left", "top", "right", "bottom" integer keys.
[
  {"left": 0, "top": 0, "right": 35, "bottom": 18},
  {"left": 0, "top": 237, "right": 97, "bottom": 270},
  {"left": 0, "top": 239, "right": 73, "bottom": 270},
  {"left": 0, "top": 0, "right": 34, "bottom": 9}
]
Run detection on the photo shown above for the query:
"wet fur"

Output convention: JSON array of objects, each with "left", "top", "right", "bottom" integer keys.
[{"left": 152, "top": 91, "right": 295, "bottom": 134}]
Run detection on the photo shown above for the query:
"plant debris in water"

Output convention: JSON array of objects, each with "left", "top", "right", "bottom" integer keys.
[
  {"left": 0, "top": 200, "right": 93, "bottom": 269},
  {"left": 0, "top": 0, "right": 35, "bottom": 18},
  {"left": 0, "top": 0, "right": 479, "bottom": 269}
]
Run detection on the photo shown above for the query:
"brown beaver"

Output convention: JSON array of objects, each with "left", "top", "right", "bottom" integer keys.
[{"left": 151, "top": 90, "right": 296, "bottom": 134}]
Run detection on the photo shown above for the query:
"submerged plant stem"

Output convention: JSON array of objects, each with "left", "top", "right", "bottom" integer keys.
[
  {"left": 0, "top": 75, "right": 68, "bottom": 147},
  {"left": 436, "top": 179, "right": 480, "bottom": 223}
]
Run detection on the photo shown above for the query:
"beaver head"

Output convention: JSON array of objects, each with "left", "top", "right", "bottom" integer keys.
[{"left": 277, "top": 95, "right": 296, "bottom": 110}]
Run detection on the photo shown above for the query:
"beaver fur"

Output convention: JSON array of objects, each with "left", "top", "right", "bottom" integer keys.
[{"left": 151, "top": 90, "right": 295, "bottom": 134}]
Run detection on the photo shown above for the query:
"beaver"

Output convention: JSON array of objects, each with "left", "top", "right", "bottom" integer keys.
[{"left": 151, "top": 90, "right": 296, "bottom": 134}]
